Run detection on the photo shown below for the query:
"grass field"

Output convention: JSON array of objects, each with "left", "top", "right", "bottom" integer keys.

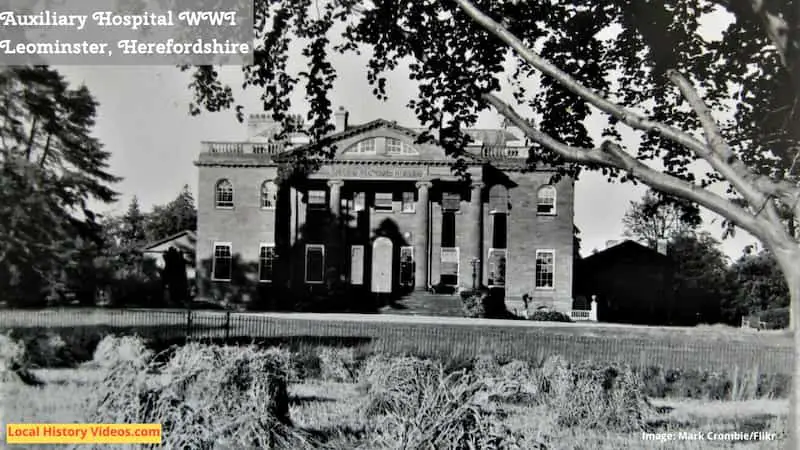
[
  {"left": 2, "top": 359, "right": 787, "bottom": 449},
  {"left": 0, "top": 307, "right": 792, "bottom": 374}
]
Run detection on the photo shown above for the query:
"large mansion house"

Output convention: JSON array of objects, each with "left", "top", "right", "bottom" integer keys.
[{"left": 194, "top": 108, "right": 575, "bottom": 314}]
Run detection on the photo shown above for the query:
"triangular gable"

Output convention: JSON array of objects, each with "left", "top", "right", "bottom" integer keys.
[{"left": 277, "top": 119, "right": 481, "bottom": 164}]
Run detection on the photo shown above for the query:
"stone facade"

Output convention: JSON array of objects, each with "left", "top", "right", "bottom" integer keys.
[{"left": 194, "top": 112, "right": 575, "bottom": 313}]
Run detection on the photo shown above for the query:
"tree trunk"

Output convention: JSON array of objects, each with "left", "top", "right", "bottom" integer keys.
[{"left": 771, "top": 243, "right": 800, "bottom": 448}]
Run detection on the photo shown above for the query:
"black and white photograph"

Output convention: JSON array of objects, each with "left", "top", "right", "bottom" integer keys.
[{"left": 0, "top": 0, "right": 796, "bottom": 448}]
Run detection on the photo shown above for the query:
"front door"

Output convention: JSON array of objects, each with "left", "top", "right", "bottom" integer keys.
[{"left": 371, "top": 237, "right": 393, "bottom": 293}]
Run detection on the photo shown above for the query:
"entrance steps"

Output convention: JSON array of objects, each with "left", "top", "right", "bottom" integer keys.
[{"left": 378, "top": 291, "right": 465, "bottom": 317}]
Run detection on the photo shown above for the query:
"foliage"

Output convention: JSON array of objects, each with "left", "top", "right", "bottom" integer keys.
[
  {"left": 460, "top": 288, "right": 487, "bottom": 318},
  {"left": 529, "top": 310, "right": 572, "bottom": 322},
  {"left": 0, "top": 66, "right": 119, "bottom": 307},
  {"left": 759, "top": 307, "right": 790, "bottom": 330},
  {"left": 145, "top": 184, "right": 197, "bottom": 242},
  {"left": 668, "top": 232, "right": 735, "bottom": 324},
  {"left": 729, "top": 249, "right": 790, "bottom": 314},
  {"left": 622, "top": 189, "right": 700, "bottom": 248}
]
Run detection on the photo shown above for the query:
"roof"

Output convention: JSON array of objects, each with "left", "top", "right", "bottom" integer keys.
[
  {"left": 580, "top": 240, "right": 671, "bottom": 267},
  {"left": 142, "top": 230, "right": 196, "bottom": 252}
]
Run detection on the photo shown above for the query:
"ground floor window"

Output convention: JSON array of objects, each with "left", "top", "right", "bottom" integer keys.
[
  {"left": 258, "top": 244, "right": 276, "bottom": 282},
  {"left": 440, "top": 247, "right": 459, "bottom": 286},
  {"left": 305, "top": 244, "right": 325, "bottom": 284},
  {"left": 212, "top": 243, "right": 232, "bottom": 281},
  {"left": 399, "top": 246, "right": 414, "bottom": 287},
  {"left": 488, "top": 248, "right": 507, "bottom": 287},
  {"left": 535, "top": 249, "right": 555, "bottom": 289},
  {"left": 350, "top": 245, "right": 364, "bottom": 285}
]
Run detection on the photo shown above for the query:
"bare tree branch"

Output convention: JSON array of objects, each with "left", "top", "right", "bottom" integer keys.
[
  {"left": 482, "top": 91, "right": 767, "bottom": 240},
  {"left": 667, "top": 70, "right": 770, "bottom": 208}
]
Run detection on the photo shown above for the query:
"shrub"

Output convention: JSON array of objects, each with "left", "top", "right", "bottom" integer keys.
[
  {"left": 86, "top": 339, "right": 312, "bottom": 449},
  {"left": 759, "top": 307, "right": 789, "bottom": 329},
  {"left": 9, "top": 327, "right": 114, "bottom": 369},
  {"left": 460, "top": 289, "right": 486, "bottom": 318},
  {"left": 357, "top": 355, "right": 530, "bottom": 449},
  {"left": 530, "top": 310, "right": 572, "bottom": 322}
]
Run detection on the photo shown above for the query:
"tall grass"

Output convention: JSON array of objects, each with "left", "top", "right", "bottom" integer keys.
[{"left": 83, "top": 336, "right": 312, "bottom": 449}]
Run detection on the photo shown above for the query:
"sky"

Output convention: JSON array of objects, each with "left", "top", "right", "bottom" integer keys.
[{"left": 52, "top": 8, "right": 761, "bottom": 261}]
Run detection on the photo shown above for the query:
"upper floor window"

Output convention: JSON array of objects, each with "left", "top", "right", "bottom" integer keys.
[
  {"left": 215, "top": 179, "right": 234, "bottom": 208},
  {"left": 489, "top": 184, "right": 509, "bottom": 214},
  {"left": 375, "top": 192, "right": 393, "bottom": 212},
  {"left": 536, "top": 185, "right": 556, "bottom": 215},
  {"left": 308, "top": 189, "right": 327, "bottom": 210},
  {"left": 401, "top": 191, "right": 415, "bottom": 213},
  {"left": 442, "top": 192, "right": 460, "bottom": 212},
  {"left": 261, "top": 181, "right": 277, "bottom": 209},
  {"left": 351, "top": 138, "right": 376, "bottom": 154},
  {"left": 386, "top": 137, "right": 419, "bottom": 155}
]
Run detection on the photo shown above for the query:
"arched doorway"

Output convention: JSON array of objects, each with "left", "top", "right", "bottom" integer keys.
[{"left": 371, "top": 236, "right": 393, "bottom": 294}]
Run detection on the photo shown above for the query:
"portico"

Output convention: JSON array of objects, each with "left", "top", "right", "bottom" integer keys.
[{"left": 286, "top": 161, "right": 484, "bottom": 293}]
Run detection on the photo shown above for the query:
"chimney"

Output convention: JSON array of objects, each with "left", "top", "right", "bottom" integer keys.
[
  {"left": 334, "top": 106, "right": 349, "bottom": 133},
  {"left": 247, "top": 113, "right": 279, "bottom": 141},
  {"left": 656, "top": 239, "right": 668, "bottom": 255}
]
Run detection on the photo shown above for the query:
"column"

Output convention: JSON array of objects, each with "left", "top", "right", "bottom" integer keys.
[
  {"left": 328, "top": 179, "right": 343, "bottom": 216},
  {"left": 470, "top": 182, "right": 484, "bottom": 287},
  {"left": 414, "top": 181, "right": 432, "bottom": 290}
]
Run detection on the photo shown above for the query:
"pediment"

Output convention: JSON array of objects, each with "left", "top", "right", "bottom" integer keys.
[{"left": 334, "top": 125, "right": 448, "bottom": 162}]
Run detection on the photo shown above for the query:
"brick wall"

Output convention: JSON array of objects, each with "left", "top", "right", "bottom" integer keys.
[
  {"left": 196, "top": 165, "right": 278, "bottom": 301},
  {"left": 503, "top": 172, "right": 574, "bottom": 313}
]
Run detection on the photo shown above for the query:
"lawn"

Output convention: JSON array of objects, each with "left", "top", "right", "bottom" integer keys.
[{"left": 0, "top": 307, "right": 792, "bottom": 374}]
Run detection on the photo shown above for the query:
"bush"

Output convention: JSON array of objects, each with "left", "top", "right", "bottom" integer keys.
[
  {"left": 8, "top": 327, "right": 110, "bottom": 369},
  {"left": 86, "top": 339, "right": 312, "bottom": 449},
  {"left": 530, "top": 310, "right": 572, "bottom": 322},
  {"left": 759, "top": 307, "right": 789, "bottom": 329},
  {"left": 460, "top": 289, "right": 486, "bottom": 318}
]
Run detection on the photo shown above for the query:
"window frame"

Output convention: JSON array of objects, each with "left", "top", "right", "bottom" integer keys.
[
  {"left": 399, "top": 245, "right": 415, "bottom": 286},
  {"left": 386, "top": 137, "right": 402, "bottom": 154},
  {"left": 488, "top": 248, "right": 508, "bottom": 288},
  {"left": 307, "top": 189, "right": 327, "bottom": 210},
  {"left": 215, "top": 179, "right": 234, "bottom": 209},
  {"left": 258, "top": 243, "right": 276, "bottom": 283},
  {"left": 534, "top": 249, "right": 556, "bottom": 290},
  {"left": 211, "top": 242, "right": 233, "bottom": 281},
  {"left": 401, "top": 191, "right": 416, "bottom": 213},
  {"left": 260, "top": 180, "right": 277, "bottom": 210},
  {"left": 374, "top": 192, "right": 394, "bottom": 212},
  {"left": 440, "top": 246, "right": 460, "bottom": 286},
  {"left": 353, "top": 138, "right": 377, "bottom": 154},
  {"left": 441, "top": 192, "right": 461, "bottom": 213},
  {"left": 536, "top": 185, "right": 557, "bottom": 216},
  {"left": 350, "top": 245, "right": 364, "bottom": 285},
  {"left": 304, "top": 244, "right": 326, "bottom": 284}
]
